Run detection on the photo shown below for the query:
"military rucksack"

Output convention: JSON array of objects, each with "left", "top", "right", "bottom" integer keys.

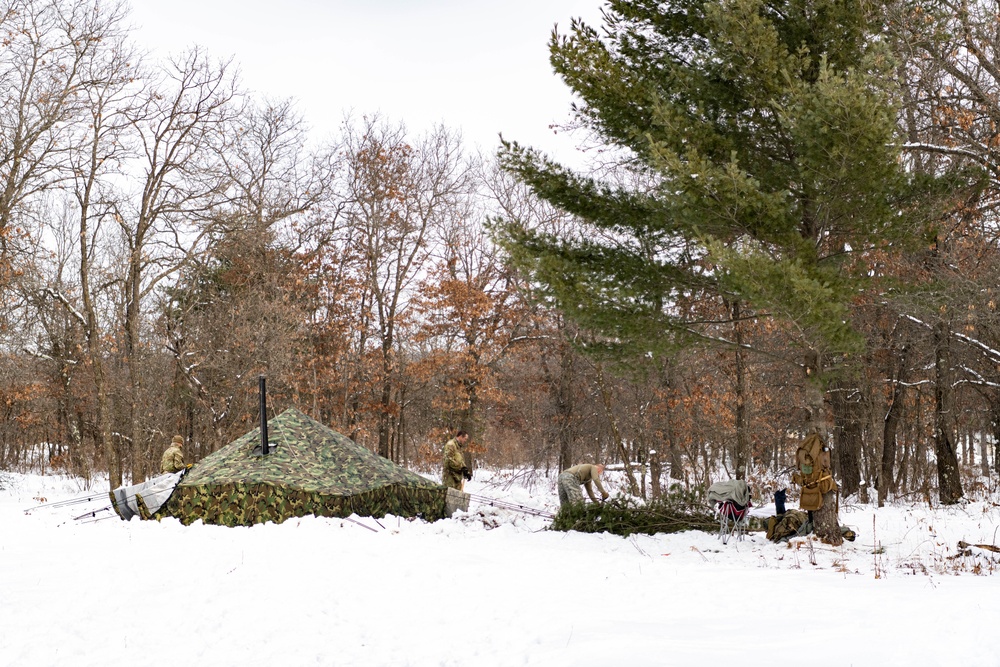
[
  {"left": 791, "top": 433, "right": 836, "bottom": 511},
  {"left": 765, "top": 509, "right": 809, "bottom": 541}
]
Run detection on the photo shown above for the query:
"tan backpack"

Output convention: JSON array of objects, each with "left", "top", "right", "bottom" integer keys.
[{"left": 791, "top": 433, "right": 836, "bottom": 510}]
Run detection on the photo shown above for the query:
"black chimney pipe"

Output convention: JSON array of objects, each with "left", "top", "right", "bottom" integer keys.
[{"left": 259, "top": 375, "right": 269, "bottom": 456}]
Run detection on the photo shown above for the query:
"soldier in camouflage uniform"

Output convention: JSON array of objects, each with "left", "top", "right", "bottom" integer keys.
[
  {"left": 160, "top": 435, "right": 185, "bottom": 474},
  {"left": 557, "top": 463, "right": 609, "bottom": 507},
  {"left": 441, "top": 430, "right": 471, "bottom": 491}
]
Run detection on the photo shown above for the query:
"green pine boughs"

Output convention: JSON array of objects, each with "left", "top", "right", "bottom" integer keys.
[
  {"left": 497, "top": 0, "right": 958, "bottom": 362},
  {"left": 550, "top": 491, "right": 718, "bottom": 537}
]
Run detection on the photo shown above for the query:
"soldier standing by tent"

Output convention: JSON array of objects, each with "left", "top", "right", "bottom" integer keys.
[
  {"left": 441, "top": 430, "right": 471, "bottom": 491},
  {"left": 557, "top": 463, "right": 609, "bottom": 507},
  {"left": 160, "top": 435, "right": 185, "bottom": 474}
]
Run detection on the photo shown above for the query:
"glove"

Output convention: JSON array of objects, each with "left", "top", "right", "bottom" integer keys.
[
  {"left": 601, "top": 493, "right": 609, "bottom": 502},
  {"left": 461, "top": 467, "right": 473, "bottom": 481}
]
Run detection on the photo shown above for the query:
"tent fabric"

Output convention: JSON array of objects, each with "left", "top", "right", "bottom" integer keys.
[
  {"left": 156, "top": 408, "right": 448, "bottom": 526},
  {"left": 110, "top": 471, "right": 184, "bottom": 520}
]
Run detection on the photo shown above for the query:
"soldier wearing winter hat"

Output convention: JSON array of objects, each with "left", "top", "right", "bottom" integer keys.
[{"left": 160, "top": 435, "right": 185, "bottom": 474}]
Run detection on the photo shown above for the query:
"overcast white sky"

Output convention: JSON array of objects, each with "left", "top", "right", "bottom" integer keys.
[{"left": 128, "top": 1, "right": 605, "bottom": 160}]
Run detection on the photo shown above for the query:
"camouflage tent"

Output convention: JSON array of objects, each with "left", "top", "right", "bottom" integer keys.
[{"left": 156, "top": 408, "right": 448, "bottom": 526}]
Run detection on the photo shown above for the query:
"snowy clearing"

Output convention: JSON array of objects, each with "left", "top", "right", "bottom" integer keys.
[{"left": 3, "top": 470, "right": 1000, "bottom": 667}]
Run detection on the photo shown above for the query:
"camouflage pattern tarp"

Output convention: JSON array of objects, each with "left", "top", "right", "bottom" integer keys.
[{"left": 156, "top": 408, "right": 447, "bottom": 526}]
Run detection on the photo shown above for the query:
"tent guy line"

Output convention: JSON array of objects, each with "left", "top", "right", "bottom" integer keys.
[
  {"left": 466, "top": 493, "right": 556, "bottom": 519},
  {"left": 23, "top": 491, "right": 110, "bottom": 513}
]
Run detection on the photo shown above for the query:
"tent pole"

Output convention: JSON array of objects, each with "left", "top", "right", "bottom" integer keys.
[{"left": 260, "top": 375, "right": 269, "bottom": 456}]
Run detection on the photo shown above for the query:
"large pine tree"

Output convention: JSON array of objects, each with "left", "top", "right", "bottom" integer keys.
[
  {"left": 498, "top": 0, "right": 949, "bottom": 539},
  {"left": 500, "top": 0, "right": 921, "bottom": 352}
]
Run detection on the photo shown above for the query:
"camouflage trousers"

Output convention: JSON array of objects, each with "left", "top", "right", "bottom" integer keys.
[
  {"left": 442, "top": 467, "right": 464, "bottom": 491},
  {"left": 557, "top": 472, "right": 584, "bottom": 507}
]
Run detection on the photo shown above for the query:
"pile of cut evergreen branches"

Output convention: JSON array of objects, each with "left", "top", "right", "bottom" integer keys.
[{"left": 550, "top": 488, "right": 718, "bottom": 537}]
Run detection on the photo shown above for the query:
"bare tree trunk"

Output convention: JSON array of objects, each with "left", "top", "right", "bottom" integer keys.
[
  {"left": 460, "top": 351, "right": 486, "bottom": 474},
  {"left": 397, "top": 384, "right": 407, "bottom": 465},
  {"left": 934, "top": 321, "right": 964, "bottom": 504},
  {"left": 377, "top": 336, "right": 394, "bottom": 460},
  {"left": 125, "top": 263, "right": 144, "bottom": 483},
  {"left": 814, "top": 489, "right": 842, "bottom": 545},
  {"left": 660, "top": 357, "right": 683, "bottom": 480},
  {"left": 730, "top": 300, "right": 749, "bottom": 480},
  {"left": 556, "top": 337, "right": 575, "bottom": 472},
  {"left": 879, "top": 345, "right": 909, "bottom": 507},
  {"left": 81, "top": 264, "right": 116, "bottom": 488},
  {"left": 537, "top": 323, "right": 576, "bottom": 472},
  {"left": 649, "top": 448, "right": 662, "bottom": 499},
  {"left": 831, "top": 379, "right": 862, "bottom": 497},
  {"left": 979, "top": 417, "right": 991, "bottom": 478},
  {"left": 594, "top": 364, "right": 640, "bottom": 496},
  {"left": 992, "top": 403, "right": 1000, "bottom": 476}
]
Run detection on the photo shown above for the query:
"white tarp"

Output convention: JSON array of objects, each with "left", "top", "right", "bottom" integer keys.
[{"left": 110, "top": 471, "right": 183, "bottom": 520}]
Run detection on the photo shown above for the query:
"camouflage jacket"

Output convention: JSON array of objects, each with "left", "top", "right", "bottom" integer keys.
[
  {"left": 443, "top": 439, "right": 465, "bottom": 473},
  {"left": 161, "top": 445, "right": 184, "bottom": 474},
  {"left": 565, "top": 464, "right": 608, "bottom": 503},
  {"left": 441, "top": 438, "right": 465, "bottom": 490}
]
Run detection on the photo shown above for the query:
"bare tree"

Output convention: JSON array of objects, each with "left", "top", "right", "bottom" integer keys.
[
  {"left": 338, "top": 116, "right": 469, "bottom": 459},
  {"left": 0, "top": 0, "right": 139, "bottom": 486},
  {"left": 413, "top": 157, "right": 540, "bottom": 450},
  {"left": 112, "top": 47, "right": 237, "bottom": 481},
  {"left": 162, "top": 96, "right": 331, "bottom": 450},
  {"left": 0, "top": 0, "right": 129, "bottom": 323},
  {"left": 62, "top": 9, "right": 138, "bottom": 487}
]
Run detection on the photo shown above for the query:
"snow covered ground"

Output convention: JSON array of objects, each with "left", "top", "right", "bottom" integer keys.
[{"left": 3, "top": 469, "right": 1000, "bottom": 667}]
